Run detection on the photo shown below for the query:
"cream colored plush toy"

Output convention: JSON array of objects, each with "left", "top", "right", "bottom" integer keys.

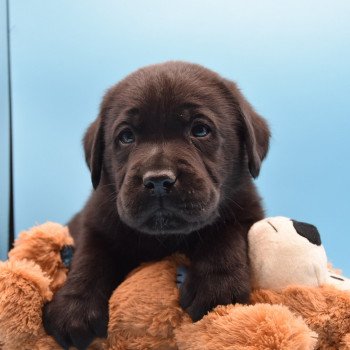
[{"left": 249, "top": 216, "right": 350, "bottom": 290}]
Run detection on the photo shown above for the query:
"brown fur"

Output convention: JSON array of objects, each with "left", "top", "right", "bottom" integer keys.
[
  {"left": 42, "top": 61, "right": 270, "bottom": 349},
  {"left": 8, "top": 222, "right": 73, "bottom": 292},
  {"left": 0, "top": 222, "right": 70, "bottom": 350},
  {"left": 252, "top": 286, "right": 350, "bottom": 349}
]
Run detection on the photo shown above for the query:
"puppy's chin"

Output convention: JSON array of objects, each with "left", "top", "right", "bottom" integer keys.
[
  {"left": 119, "top": 207, "right": 219, "bottom": 235},
  {"left": 142, "top": 210, "right": 194, "bottom": 235}
]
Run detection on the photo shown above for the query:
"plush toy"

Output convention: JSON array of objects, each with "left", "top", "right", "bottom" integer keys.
[{"left": 0, "top": 217, "right": 349, "bottom": 350}]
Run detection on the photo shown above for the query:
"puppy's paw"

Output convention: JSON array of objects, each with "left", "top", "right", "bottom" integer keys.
[
  {"left": 43, "top": 291, "right": 108, "bottom": 350},
  {"left": 179, "top": 268, "right": 250, "bottom": 322}
]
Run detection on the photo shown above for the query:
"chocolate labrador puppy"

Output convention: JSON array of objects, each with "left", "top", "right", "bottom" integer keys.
[{"left": 43, "top": 61, "right": 270, "bottom": 349}]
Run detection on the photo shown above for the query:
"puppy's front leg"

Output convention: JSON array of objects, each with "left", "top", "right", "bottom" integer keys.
[
  {"left": 43, "top": 233, "right": 123, "bottom": 350},
  {"left": 179, "top": 223, "right": 251, "bottom": 321}
]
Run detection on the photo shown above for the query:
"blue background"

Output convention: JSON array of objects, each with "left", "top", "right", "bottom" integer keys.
[{"left": 3, "top": 1, "right": 350, "bottom": 273}]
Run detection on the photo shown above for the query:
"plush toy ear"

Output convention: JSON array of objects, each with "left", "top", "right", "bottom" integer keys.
[
  {"left": 292, "top": 220, "right": 322, "bottom": 246},
  {"left": 223, "top": 79, "right": 271, "bottom": 178}
]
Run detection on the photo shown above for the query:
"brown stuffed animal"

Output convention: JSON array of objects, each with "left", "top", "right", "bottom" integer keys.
[
  {"left": 0, "top": 219, "right": 349, "bottom": 350},
  {"left": 0, "top": 223, "right": 71, "bottom": 350}
]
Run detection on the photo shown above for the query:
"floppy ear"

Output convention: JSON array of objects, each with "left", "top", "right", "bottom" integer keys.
[
  {"left": 83, "top": 88, "right": 116, "bottom": 189},
  {"left": 83, "top": 117, "right": 104, "bottom": 189},
  {"left": 223, "top": 79, "right": 271, "bottom": 178}
]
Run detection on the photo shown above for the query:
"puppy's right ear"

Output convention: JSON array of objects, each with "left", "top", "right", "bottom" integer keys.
[
  {"left": 83, "top": 88, "right": 116, "bottom": 189},
  {"left": 83, "top": 117, "right": 104, "bottom": 189}
]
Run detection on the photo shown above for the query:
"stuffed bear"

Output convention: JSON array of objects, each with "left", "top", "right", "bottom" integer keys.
[{"left": 0, "top": 217, "right": 349, "bottom": 350}]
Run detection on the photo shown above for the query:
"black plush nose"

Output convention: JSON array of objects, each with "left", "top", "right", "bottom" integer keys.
[{"left": 143, "top": 171, "right": 176, "bottom": 195}]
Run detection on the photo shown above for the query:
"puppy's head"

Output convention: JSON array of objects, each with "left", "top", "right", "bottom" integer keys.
[{"left": 84, "top": 62, "right": 270, "bottom": 234}]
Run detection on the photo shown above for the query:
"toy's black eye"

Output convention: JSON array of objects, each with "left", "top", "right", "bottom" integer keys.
[
  {"left": 191, "top": 124, "right": 211, "bottom": 138},
  {"left": 119, "top": 129, "right": 135, "bottom": 144}
]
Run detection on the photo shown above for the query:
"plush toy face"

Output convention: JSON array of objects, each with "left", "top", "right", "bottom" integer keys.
[{"left": 248, "top": 216, "right": 328, "bottom": 290}]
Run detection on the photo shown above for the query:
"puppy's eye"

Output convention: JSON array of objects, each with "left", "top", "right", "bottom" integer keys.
[
  {"left": 191, "top": 124, "right": 211, "bottom": 138},
  {"left": 118, "top": 129, "right": 135, "bottom": 144}
]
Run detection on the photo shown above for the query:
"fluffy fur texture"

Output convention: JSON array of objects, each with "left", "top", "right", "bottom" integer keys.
[
  {"left": 1, "top": 221, "right": 350, "bottom": 349},
  {"left": 8, "top": 222, "right": 73, "bottom": 292},
  {"left": 43, "top": 61, "right": 271, "bottom": 349},
  {"left": 0, "top": 223, "right": 69, "bottom": 350}
]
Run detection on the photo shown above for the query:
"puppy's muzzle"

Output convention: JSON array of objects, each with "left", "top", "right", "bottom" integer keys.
[{"left": 143, "top": 170, "right": 176, "bottom": 196}]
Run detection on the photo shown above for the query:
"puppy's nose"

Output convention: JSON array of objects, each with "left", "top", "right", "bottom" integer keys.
[{"left": 143, "top": 171, "right": 176, "bottom": 195}]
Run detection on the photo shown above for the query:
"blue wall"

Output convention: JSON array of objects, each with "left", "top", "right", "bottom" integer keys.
[{"left": 7, "top": 1, "right": 350, "bottom": 273}]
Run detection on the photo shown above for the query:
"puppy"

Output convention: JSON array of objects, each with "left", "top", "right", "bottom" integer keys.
[{"left": 43, "top": 61, "right": 270, "bottom": 349}]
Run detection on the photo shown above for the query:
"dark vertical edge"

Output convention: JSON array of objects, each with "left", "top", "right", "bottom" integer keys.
[{"left": 6, "top": 0, "right": 14, "bottom": 251}]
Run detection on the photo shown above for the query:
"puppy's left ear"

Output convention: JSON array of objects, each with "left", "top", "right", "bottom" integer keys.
[{"left": 223, "top": 79, "right": 271, "bottom": 178}]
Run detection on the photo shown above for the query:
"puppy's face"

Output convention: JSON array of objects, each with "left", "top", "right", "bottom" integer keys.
[{"left": 84, "top": 62, "right": 270, "bottom": 234}]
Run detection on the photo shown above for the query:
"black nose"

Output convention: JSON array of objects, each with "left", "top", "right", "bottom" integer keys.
[{"left": 143, "top": 171, "right": 176, "bottom": 195}]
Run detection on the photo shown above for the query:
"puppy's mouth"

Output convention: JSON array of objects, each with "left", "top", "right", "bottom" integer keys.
[
  {"left": 143, "top": 209, "right": 190, "bottom": 234},
  {"left": 118, "top": 198, "right": 219, "bottom": 235},
  {"left": 141, "top": 206, "right": 217, "bottom": 234},
  {"left": 117, "top": 175, "right": 221, "bottom": 235}
]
